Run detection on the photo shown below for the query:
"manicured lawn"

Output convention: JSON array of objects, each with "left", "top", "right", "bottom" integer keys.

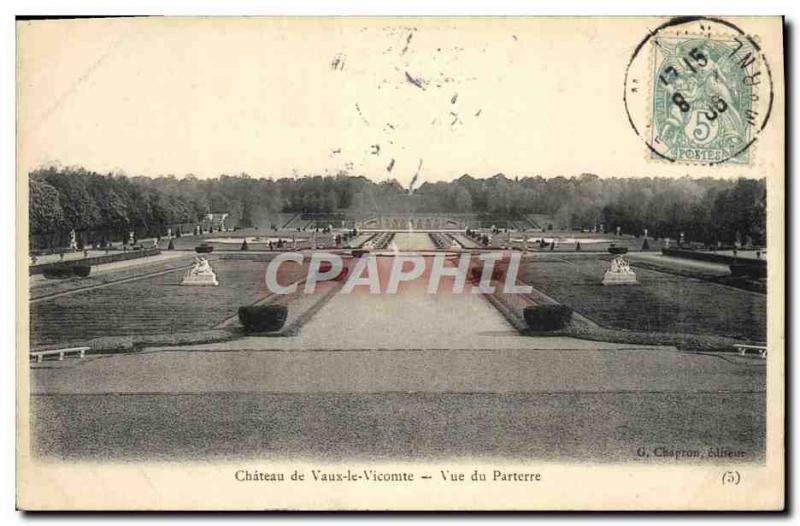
[
  {"left": 520, "top": 256, "right": 767, "bottom": 341},
  {"left": 30, "top": 258, "right": 301, "bottom": 347}
]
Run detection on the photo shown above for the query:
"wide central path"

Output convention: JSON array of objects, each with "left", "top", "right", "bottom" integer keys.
[
  {"left": 296, "top": 232, "right": 515, "bottom": 348},
  {"left": 392, "top": 232, "right": 436, "bottom": 250}
]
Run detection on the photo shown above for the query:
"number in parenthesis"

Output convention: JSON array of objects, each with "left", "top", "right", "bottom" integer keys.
[{"left": 722, "top": 471, "right": 741, "bottom": 486}]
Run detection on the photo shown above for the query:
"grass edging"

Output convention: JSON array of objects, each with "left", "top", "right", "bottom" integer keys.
[{"left": 31, "top": 329, "right": 237, "bottom": 356}]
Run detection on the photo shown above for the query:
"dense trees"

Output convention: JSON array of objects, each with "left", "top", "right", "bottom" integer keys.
[
  {"left": 29, "top": 166, "right": 767, "bottom": 249},
  {"left": 29, "top": 177, "right": 65, "bottom": 245},
  {"left": 415, "top": 173, "right": 766, "bottom": 244}
]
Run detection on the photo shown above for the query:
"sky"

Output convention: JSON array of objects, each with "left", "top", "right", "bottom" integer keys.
[{"left": 17, "top": 17, "right": 783, "bottom": 186}]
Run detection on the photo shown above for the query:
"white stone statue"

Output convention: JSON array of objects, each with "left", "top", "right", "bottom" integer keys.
[
  {"left": 68, "top": 229, "right": 78, "bottom": 251},
  {"left": 603, "top": 255, "right": 638, "bottom": 286},
  {"left": 182, "top": 256, "right": 219, "bottom": 286}
]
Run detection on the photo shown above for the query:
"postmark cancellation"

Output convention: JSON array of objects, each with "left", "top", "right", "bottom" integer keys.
[{"left": 625, "top": 17, "right": 774, "bottom": 166}]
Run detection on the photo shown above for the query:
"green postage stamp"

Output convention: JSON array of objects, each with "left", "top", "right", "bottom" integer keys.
[
  {"left": 651, "top": 35, "right": 758, "bottom": 164},
  {"left": 624, "top": 17, "right": 774, "bottom": 166}
]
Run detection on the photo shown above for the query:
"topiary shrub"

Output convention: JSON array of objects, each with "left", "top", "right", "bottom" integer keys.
[
  {"left": 642, "top": 238, "right": 650, "bottom": 250},
  {"left": 167, "top": 239, "right": 175, "bottom": 250},
  {"left": 42, "top": 266, "right": 74, "bottom": 279},
  {"left": 72, "top": 265, "right": 92, "bottom": 277},
  {"left": 729, "top": 262, "right": 767, "bottom": 279},
  {"left": 238, "top": 305, "right": 289, "bottom": 333},
  {"left": 575, "top": 242, "right": 581, "bottom": 251},
  {"left": 523, "top": 304, "right": 573, "bottom": 332},
  {"left": 241, "top": 239, "right": 249, "bottom": 251}
]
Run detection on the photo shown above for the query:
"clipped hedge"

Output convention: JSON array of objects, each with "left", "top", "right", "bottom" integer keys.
[
  {"left": 730, "top": 262, "right": 767, "bottom": 279},
  {"left": 42, "top": 266, "right": 75, "bottom": 279},
  {"left": 195, "top": 243, "right": 214, "bottom": 254},
  {"left": 30, "top": 248, "right": 160, "bottom": 276},
  {"left": 468, "top": 262, "right": 507, "bottom": 284},
  {"left": 316, "top": 261, "right": 349, "bottom": 281},
  {"left": 523, "top": 304, "right": 573, "bottom": 332},
  {"left": 72, "top": 265, "right": 92, "bottom": 277},
  {"left": 238, "top": 304, "right": 289, "bottom": 333},
  {"left": 608, "top": 246, "right": 628, "bottom": 255}
]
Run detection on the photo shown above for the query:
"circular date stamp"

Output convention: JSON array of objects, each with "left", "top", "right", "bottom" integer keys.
[{"left": 624, "top": 17, "right": 774, "bottom": 165}]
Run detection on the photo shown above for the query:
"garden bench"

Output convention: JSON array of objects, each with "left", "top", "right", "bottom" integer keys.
[
  {"left": 30, "top": 346, "right": 90, "bottom": 363},
  {"left": 733, "top": 344, "right": 767, "bottom": 358}
]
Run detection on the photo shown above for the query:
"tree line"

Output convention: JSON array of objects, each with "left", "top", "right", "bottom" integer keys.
[
  {"left": 414, "top": 173, "right": 765, "bottom": 245},
  {"left": 29, "top": 166, "right": 766, "bottom": 248}
]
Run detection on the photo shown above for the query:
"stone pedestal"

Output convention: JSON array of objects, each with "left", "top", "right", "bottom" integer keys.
[
  {"left": 182, "top": 257, "right": 219, "bottom": 286},
  {"left": 602, "top": 270, "right": 638, "bottom": 285},
  {"left": 602, "top": 256, "right": 638, "bottom": 286}
]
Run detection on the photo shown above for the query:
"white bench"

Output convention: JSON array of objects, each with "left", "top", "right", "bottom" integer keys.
[
  {"left": 30, "top": 346, "right": 90, "bottom": 363},
  {"left": 733, "top": 344, "right": 767, "bottom": 358}
]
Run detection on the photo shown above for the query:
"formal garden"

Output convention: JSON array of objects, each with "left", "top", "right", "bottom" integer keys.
[
  {"left": 517, "top": 254, "right": 766, "bottom": 342},
  {"left": 30, "top": 258, "right": 302, "bottom": 348}
]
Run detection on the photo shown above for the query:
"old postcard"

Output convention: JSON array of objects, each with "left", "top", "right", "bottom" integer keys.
[{"left": 16, "top": 16, "right": 784, "bottom": 510}]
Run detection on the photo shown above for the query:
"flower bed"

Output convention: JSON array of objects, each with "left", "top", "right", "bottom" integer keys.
[{"left": 30, "top": 248, "right": 161, "bottom": 275}]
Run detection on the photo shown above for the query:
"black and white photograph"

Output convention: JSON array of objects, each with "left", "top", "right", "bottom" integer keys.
[{"left": 15, "top": 15, "right": 785, "bottom": 511}]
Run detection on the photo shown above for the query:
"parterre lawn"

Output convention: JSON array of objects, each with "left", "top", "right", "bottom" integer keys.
[
  {"left": 520, "top": 256, "right": 766, "bottom": 341},
  {"left": 30, "top": 259, "right": 300, "bottom": 347}
]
